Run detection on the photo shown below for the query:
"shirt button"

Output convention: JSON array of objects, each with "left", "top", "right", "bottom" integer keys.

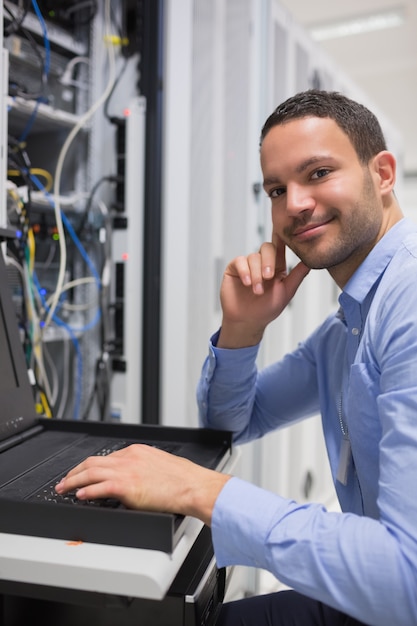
[{"left": 352, "top": 327, "right": 359, "bottom": 335}]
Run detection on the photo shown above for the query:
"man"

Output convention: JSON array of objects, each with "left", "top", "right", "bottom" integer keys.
[{"left": 56, "top": 90, "right": 417, "bottom": 625}]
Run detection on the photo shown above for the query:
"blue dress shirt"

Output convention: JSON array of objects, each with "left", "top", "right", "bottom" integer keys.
[{"left": 197, "top": 218, "right": 417, "bottom": 625}]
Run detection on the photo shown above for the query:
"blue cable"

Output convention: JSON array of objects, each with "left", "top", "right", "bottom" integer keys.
[
  {"left": 28, "top": 174, "right": 103, "bottom": 419},
  {"left": 31, "top": 0, "right": 51, "bottom": 78},
  {"left": 15, "top": 2, "right": 51, "bottom": 143},
  {"left": 29, "top": 174, "right": 102, "bottom": 290},
  {"left": 33, "top": 273, "right": 82, "bottom": 420},
  {"left": 18, "top": 98, "right": 41, "bottom": 143},
  {"left": 60, "top": 211, "right": 102, "bottom": 286}
]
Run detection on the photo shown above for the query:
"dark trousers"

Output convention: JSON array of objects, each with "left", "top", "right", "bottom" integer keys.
[{"left": 216, "top": 590, "right": 368, "bottom": 626}]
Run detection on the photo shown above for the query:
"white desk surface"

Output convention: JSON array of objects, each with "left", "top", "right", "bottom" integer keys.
[
  {"left": 0, "top": 516, "right": 203, "bottom": 600},
  {"left": 0, "top": 449, "right": 239, "bottom": 601}
]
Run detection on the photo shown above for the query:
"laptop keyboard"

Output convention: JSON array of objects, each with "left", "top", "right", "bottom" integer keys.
[{"left": 29, "top": 439, "right": 179, "bottom": 508}]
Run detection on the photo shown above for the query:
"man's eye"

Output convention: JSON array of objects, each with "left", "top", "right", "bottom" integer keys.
[
  {"left": 269, "top": 187, "right": 285, "bottom": 198},
  {"left": 311, "top": 168, "right": 330, "bottom": 180}
]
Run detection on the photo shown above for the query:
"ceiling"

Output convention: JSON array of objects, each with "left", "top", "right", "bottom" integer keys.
[{"left": 278, "top": 0, "right": 417, "bottom": 175}]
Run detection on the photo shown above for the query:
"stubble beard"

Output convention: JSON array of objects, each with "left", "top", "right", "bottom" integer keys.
[{"left": 284, "top": 172, "right": 381, "bottom": 271}]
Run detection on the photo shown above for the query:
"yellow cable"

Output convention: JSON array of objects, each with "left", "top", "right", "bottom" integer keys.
[
  {"left": 27, "top": 228, "right": 36, "bottom": 274},
  {"left": 8, "top": 168, "right": 54, "bottom": 192},
  {"left": 39, "top": 391, "right": 52, "bottom": 418},
  {"left": 103, "top": 34, "right": 129, "bottom": 46}
]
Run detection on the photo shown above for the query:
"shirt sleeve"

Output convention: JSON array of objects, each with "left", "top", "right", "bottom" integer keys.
[
  {"left": 197, "top": 330, "right": 320, "bottom": 444},
  {"left": 196, "top": 330, "right": 261, "bottom": 439},
  {"left": 212, "top": 477, "right": 417, "bottom": 626}
]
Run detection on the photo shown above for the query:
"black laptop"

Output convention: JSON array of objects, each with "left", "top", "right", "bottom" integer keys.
[{"left": 0, "top": 245, "right": 232, "bottom": 552}]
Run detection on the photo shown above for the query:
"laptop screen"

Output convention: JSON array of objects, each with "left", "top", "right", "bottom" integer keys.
[
  {"left": 0, "top": 248, "right": 39, "bottom": 441},
  {"left": 0, "top": 299, "right": 19, "bottom": 392}
]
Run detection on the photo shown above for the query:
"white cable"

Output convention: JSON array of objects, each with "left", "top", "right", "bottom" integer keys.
[
  {"left": 23, "top": 262, "right": 54, "bottom": 404},
  {"left": 45, "top": 276, "right": 98, "bottom": 311},
  {"left": 45, "top": 0, "right": 116, "bottom": 330},
  {"left": 4, "top": 251, "right": 54, "bottom": 406},
  {"left": 59, "top": 56, "right": 90, "bottom": 86}
]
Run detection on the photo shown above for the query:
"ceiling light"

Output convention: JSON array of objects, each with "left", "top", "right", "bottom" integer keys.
[{"left": 310, "top": 8, "right": 406, "bottom": 41}]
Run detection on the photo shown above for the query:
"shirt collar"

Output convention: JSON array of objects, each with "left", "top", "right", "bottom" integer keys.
[{"left": 341, "top": 217, "right": 417, "bottom": 306}]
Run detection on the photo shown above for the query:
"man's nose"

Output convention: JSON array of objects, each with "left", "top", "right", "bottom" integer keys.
[{"left": 286, "top": 184, "right": 315, "bottom": 216}]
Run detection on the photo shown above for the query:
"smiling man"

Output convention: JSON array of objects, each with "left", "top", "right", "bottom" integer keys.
[
  {"left": 261, "top": 114, "right": 401, "bottom": 284},
  {"left": 56, "top": 91, "right": 417, "bottom": 626}
]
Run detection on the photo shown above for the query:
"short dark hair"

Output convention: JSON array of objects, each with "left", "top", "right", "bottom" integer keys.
[{"left": 260, "top": 89, "right": 387, "bottom": 164}]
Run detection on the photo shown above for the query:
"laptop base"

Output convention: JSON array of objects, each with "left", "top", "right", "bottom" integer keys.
[{"left": 0, "top": 419, "right": 232, "bottom": 552}]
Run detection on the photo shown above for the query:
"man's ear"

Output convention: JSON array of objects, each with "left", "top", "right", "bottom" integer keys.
[{"left": 371, "top": 150, "right": 396, "bottom": 196}]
